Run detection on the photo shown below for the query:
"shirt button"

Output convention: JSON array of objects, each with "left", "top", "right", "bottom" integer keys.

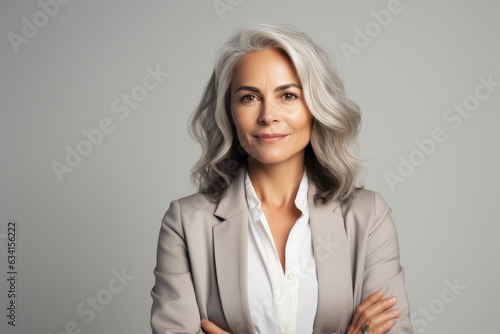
[
  {"left": 287, "top": 273, "right": 296, "bottom": 280},
  {"left": 283, "top": 322, "right": 291, "bottom": 330}
]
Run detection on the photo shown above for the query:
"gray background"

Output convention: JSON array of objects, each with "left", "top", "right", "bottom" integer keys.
[{"left": 1, "top": 0, "right": 499, "bottom": 333}]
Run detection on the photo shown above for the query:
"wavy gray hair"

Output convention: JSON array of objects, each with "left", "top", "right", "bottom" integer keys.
[{"left": 189, "top": 22, "right": 363, "bottom": 204}]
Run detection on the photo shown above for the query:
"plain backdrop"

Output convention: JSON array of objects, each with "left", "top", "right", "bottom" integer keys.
[{"left": 1, "top": 1, "right": 499, "bottom": 333}]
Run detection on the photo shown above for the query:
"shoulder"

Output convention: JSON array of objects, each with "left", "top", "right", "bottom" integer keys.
[
  {"left": 175, "top": 191, "right": 217, "bottom": 212},
  {"left": 343, "top": 188, "right": 390, "bottom": 210},
  {"left": 164, "top": 192, "right": 218, "bottom": 223},
  {"left": 160, "top": 192, "right": 219, "bottom": 236},
  {"left": 341, "top": 188, "right": 393, "bottom": 231}
]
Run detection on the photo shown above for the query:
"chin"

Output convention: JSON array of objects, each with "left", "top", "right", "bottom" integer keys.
[{"left": 249, "top": 154, "right": 299, "bottom": 166}]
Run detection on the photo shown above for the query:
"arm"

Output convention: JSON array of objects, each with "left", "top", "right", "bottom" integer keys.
[
  {"left": 347, "top": 290, "right": 401, "bottom": 334},
  {"left": 355, "top": 192, "right": 413, "bottom": 333},
  {"left": 151, "top": 200, "right": 203, "bottom": 334},
  {"left": 201, "top": 320, "right": 231, "bottom": 334},
  {"left": 201, "top": 192, "right": 413, "bottom": 334}
]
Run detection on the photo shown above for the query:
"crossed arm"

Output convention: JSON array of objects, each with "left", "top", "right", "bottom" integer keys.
[
  {"left": 152, "top": 193, "right": 413, "bottom": 333},
  {"left": 201, "top": 290, "right": 400, "bottom": 334}
]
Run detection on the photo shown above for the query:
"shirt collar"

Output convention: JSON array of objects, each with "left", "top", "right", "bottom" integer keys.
[{"left": 244, "top": 168, "right": 309, "bottom": 225}]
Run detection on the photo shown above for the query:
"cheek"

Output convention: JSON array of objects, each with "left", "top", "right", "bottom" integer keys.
[
  {"left": 234, "top": 126, "right": 246, "bottom": 143},
  {"left": 231, "top": 115, "right": 249, "bottom": 144},
  {"left": 299, "top": 116, "right": 313, "bottom": 142},
  {"left": 231, "top": 108, "right": 253, "bottom": 132},
  {"left": 289, "top": 110, "right": 313, "bottom": 133}
]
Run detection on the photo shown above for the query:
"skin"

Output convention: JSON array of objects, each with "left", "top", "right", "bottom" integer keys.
[
  {"left": 231, "top": 48, "right": 312, "bottom": 272},
  {"left": 202, "top": 48, "right": 400, "bottom": 333}
]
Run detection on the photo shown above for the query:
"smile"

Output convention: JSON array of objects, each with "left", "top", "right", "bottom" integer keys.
[{"left": 254, "top": 134, "right": 288, "bottom": 143}]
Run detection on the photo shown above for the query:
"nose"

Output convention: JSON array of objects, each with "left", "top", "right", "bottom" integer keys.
[{"left": 258, "top": 100, "right": 279, "bottom": 125}]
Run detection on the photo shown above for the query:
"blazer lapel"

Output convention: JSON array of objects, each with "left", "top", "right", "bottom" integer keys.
[
  {"left": 212, "top": 169, "right": 354, "bottom": 333},
  {"left": 309, "top": 182, "right": 354, "bottom": 333},
  {"left": 213, "top": 168, "right": 254, "bottom": 334}
]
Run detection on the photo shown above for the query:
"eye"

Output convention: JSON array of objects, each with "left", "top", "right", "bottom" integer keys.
[
  {"left": 240, "top": 94, "right": 259, "bottom": 103},
  {"left": 281, "top": 92, "right": 298, "bottom": 101}
]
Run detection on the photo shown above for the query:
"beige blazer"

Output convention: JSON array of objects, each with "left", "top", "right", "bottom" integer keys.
[{"left": 151, "top": 167, "right": 413, "bottom": 333}]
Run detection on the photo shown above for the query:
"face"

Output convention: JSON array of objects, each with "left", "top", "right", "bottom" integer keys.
[{"left": 230, "top": 48, "right": 313, "bottom": 168}]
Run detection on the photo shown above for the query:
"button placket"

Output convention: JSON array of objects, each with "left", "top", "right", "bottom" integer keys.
[{"left": 280, "top": 321, "right": 293, "bottom": 333}]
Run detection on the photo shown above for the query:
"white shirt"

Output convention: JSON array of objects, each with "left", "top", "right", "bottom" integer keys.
[{"left": 245, "top": 170, "right": 318, "bottom": 334}]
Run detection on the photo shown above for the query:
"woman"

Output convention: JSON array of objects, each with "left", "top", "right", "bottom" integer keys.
[{"left": 151, "top": 23, "right": 413, "bottom": 334}]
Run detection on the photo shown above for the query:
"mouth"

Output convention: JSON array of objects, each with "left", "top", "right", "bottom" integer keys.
[{"left": 254, "top": 133, "right": 288, "bottom": 143}]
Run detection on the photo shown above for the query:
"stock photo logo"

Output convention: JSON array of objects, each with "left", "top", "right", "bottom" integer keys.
[
  {"left": 340, "top": 0, "right": 408, "bottom": 64},
  {"left": 411, "top": 277, "right": 467, "bottom": 333},
  {"left": 51, "top": 64, "right": 169, "bottom": 182},
  {"left": 7, "top": 0, "right": 72, "bottom": 54},
  {"left": 384, "top": 73, "right": 499, "bottom": 191},
  {"left": 48, "top": 268, "right": 135, "bottom": 334},
  {"left": 213, "top": 0, "right": 244, "bottom": 21}
]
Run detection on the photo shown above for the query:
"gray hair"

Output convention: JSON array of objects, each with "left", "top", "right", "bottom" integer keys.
[{"left": 189, "top": 22, "right": 363, "bottom": 204}]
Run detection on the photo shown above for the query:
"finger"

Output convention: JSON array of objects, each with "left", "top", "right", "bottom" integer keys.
[
  {"left": 369, "top": 317, "right": 397, "bottom": 334},
  {"left": 351, "top": 290, "right": 384, "bottom": 325},
  {"left": 362, "top": 308, "right": 401, "bottom": 333},
  {"left": 349, "top": 296, "right": 398, "bottom": 333},
  {"left": 356, "top": 297, "right": 398, "bottom": 328},
  {"left": 201, "top": 319, "right": 231, "bottom": 334}
]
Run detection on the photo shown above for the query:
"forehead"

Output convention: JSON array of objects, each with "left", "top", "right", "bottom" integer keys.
[{"left": 231, "top": 48, "right": 300, "bottom": 87}]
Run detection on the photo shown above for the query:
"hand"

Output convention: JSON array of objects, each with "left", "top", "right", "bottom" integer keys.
[
  {"left": 346, "top": 290, "right": 401, "bottom": 334},
  {"left": 201, "top": 319, "right": 231, "bottom": 334}
]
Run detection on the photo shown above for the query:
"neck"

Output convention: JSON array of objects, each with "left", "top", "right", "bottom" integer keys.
[{"left": 247, "top": 158, "right": 305, "bottom": 208}]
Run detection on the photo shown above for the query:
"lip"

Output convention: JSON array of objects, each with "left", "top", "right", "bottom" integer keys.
[{"left": 254, "top": 133, "right": 288, "bottom": 143}]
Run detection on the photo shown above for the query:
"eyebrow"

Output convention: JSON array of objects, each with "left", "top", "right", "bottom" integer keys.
[{"left": 234, "top": 83, "right": 302, "bottom": 94}]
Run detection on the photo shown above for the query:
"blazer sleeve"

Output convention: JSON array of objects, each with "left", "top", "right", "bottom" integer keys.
[
  {"left": 361, "top": 192, "right": 414, "bottom": 333},
  {"left": 150, "top": 200, "right": 203, "bottom": 334}
]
